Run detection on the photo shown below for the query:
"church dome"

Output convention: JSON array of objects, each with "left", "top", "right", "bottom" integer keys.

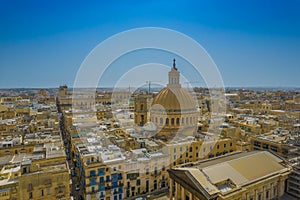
[
  {"left": 151, "top": 59, "right": 197, "bottom": 112},
  {"left": 152, "top": 87, "right": 196, "bottom": 112}
]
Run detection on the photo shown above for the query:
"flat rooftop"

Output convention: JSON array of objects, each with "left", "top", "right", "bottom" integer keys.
[{"left": 171, "top": 151, "right": 291, "bottom": 196}]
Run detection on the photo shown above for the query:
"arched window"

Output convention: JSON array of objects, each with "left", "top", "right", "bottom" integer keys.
[
  {"left": 160, "top": 118, "right": 163, "bottom": 125},
  {"left": 186, "top": 117, "right": 189, "bottom": 124},
  {"left": 182, "top": 118, "right": 184, "bottom": 124},
  {"left": 141, "top": 104, "right": 144, "bottom": 110},
  {"left": 171, "top": 118, "right": 174, "bottom": 125},
  {"left": 166, "top": 118, "right": 169, "bottom": 125},
  {"left": 176, "top": 118, "right": 180, "bottom": 125}
]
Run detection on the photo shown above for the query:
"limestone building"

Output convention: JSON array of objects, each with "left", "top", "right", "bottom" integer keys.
[{"left": 168, "top": 151, "right": 291, "bottom": 200}]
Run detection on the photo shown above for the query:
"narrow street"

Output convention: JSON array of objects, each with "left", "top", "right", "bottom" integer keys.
[{"left": 57, "top": 102, "right": 82, "bottom": 200}]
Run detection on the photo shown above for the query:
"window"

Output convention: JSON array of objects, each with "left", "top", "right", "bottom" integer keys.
[
  {"left": 230, "top": 142, "right": 233, "bottom": 147},
  {"left": 217, "top": 145, "right": 219, "bottom": 149},
  {"left": 40, "top": 189, "right": 44, "bottom": 196},
  {"left": 160, "top": 118, "right": 163, "bottom": 125},
  {"left": 180, "top": 147, "right": 182, "bottom": 151},
  {"left": 47, "top": 188, "right": 51, "bottom": 195},
  {"left": 166, "top": 118, "right": 169, "bottom": 125},
  {"left": 171, "top": 118, "right": 174, "bottom": 125},
  {"left": 28, "top": 183, "right": 33, "bottom": 190},
  {"left": 258, "top": 194, "right": 261, "bottom": 200},
  {"left": 29, "top": 192, "right": 33, "bottom": 199},
  {"left": 270, "top": 146, "right": 278, "bottom": 152},
  {"left": 224, "top": 144, "right": 226, "bottom": 148},
  {"left": 90, "top": 177, "right": 97, "bottom": 186},
  {"left": 118, "top": 173, "right": 122, "bottom": 180},
  {"left": 176, "top": 118, "right": 180, "bottom": 125},
  {"left": 146, "top": 169, "right": 149, "bottom": 175},
  {"left": 98, "top": 168, "right": 105, "bottom": 176},
  {"left": 100, "top": 177, "right": 104, "bottom": 183},
  {"left": 99, "top": 185, "right": 105, "bottom": 191},
  {"left": 106, "top": 175, "right": 110, "bottom": 182},
  {"left": 254, "top": 141, "right": 261, "bottom": 147},
  {"left": 174, "top": 148, "right": 176, "bottom": 153},
  {"left": 111, "top": 174, "right": 118, "bottom": 182},
  {"left": 90, "top": 170, "right": 96, "bottom": 177},
  {"left": 137, "top": 179, "right": 140, "bottom": 186},
  {"left": 282, "top": 148, "right": 288, "bottom": 155},
  {"left": 189, "top": 147, "right": 193, "bottom": 152},
  {"left": 262, "top": 144, "right": 269, "bottom": 149},
  {"left": 146, "top": 180, "right": 149, "bottom": 192}
]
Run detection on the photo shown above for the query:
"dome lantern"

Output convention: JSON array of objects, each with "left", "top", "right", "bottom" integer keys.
[{"left": 167, "top": 59, "right": 181, "bottom": 88}]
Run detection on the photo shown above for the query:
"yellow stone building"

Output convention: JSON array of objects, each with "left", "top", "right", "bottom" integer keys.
[
  {"left": 0, "top": 143, "right": 70, "bottom": 200},
  {"left": 160, "top": 136, "right": 236, "bottom": 168},
  {"left": 250, "top": 129, "right": 292, "bottom": 158},
  {"left": 168, "top": 151, "right": 291, "bottom": 200}
]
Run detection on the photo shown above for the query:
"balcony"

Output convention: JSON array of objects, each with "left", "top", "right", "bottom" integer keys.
[
  {"left": 56, "top": 190, "right": 65, "bottom": 197},
  {"left": 151, "top": 171, "right": 161, "bottom": 177},
  {"left": 55, "top": 186, "right": 66, "bottom": 197}
]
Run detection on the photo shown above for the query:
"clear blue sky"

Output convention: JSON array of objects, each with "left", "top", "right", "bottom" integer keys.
[{"left": 0, "top": 0, "right": 299, "bottom": 88}]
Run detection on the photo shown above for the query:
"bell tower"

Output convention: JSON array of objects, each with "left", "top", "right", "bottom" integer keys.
[{"left": 134, "top": 94, "right": 149, "bottom": 126}]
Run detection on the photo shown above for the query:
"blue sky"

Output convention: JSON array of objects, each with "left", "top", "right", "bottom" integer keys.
[{"left": 0, "top": 0, "right": 299, "bottom": 88}]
